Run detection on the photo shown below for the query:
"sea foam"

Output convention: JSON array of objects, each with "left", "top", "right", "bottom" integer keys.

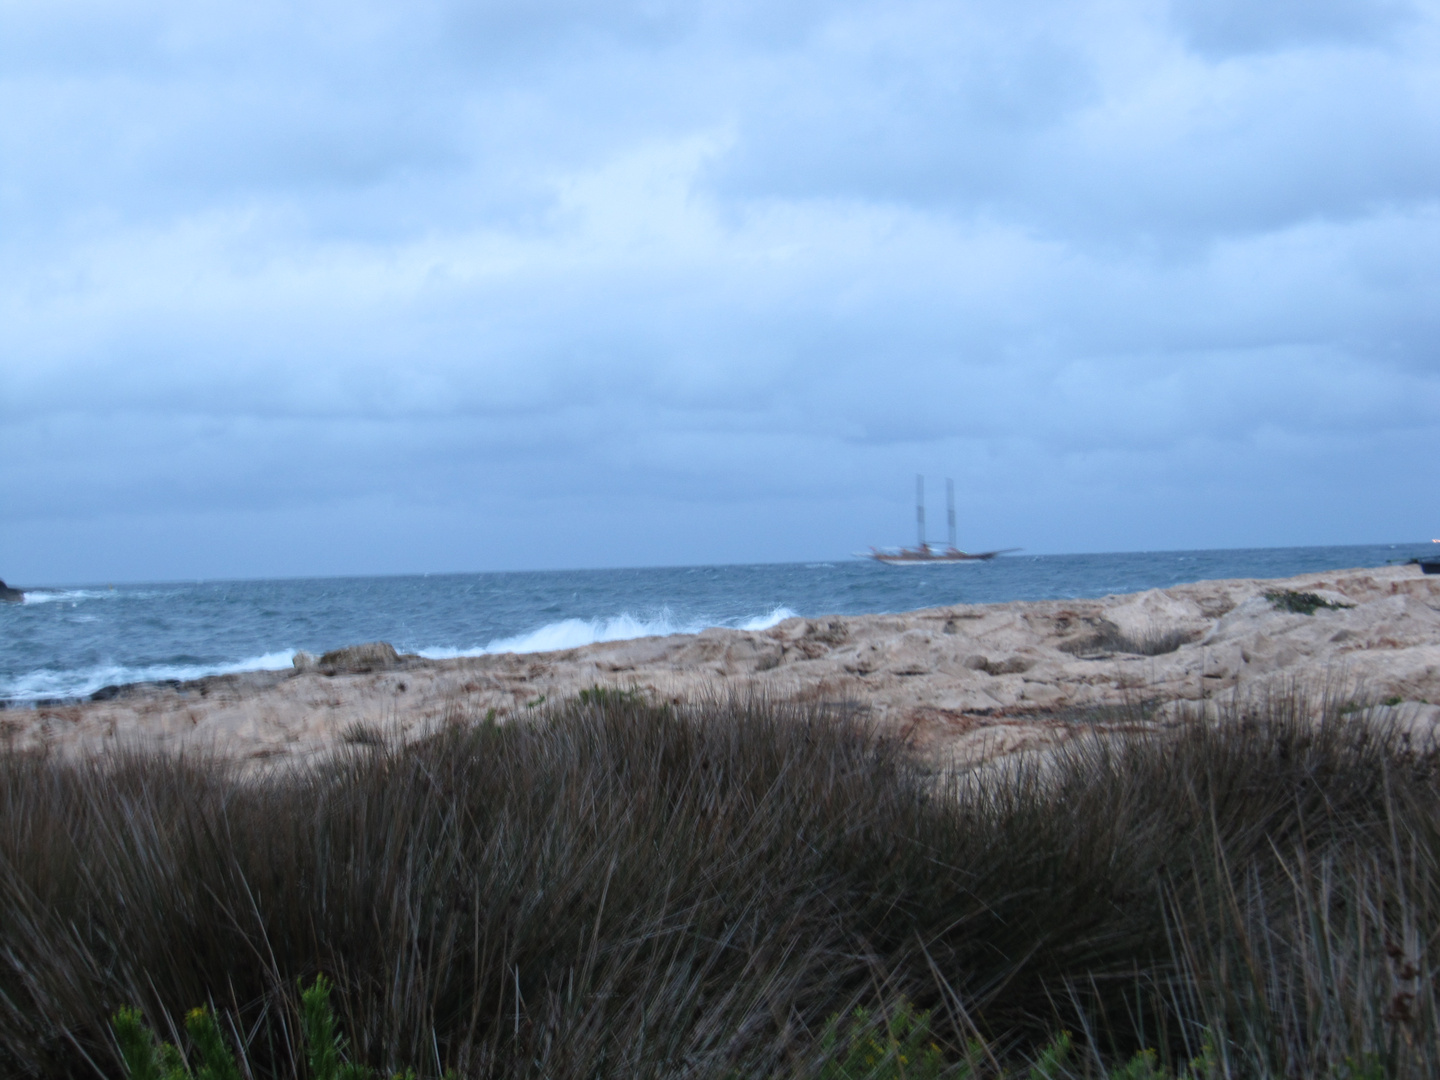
[
  {"left": 1, "top": 651, "right": 297, "bottom": 704},
  {"left": 417, "top": 606, "right": 797, "bottom": 660},
  {"left": 3, "top": 609, "right": 798, "bottom": 702},
  {"left": 20, "top": 589, "right": 115, "bottom": 605}
]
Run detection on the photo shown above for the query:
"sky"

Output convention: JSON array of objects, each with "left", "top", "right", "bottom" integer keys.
[{"left": 2, "top": 0, "right": 1439, "bottom": 583}]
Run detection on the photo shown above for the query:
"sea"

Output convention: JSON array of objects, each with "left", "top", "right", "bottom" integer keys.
[{"left": 1, "top": 543, "right": 1432, "bottom": 706}]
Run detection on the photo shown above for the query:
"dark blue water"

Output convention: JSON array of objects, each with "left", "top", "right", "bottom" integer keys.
[{"left": 1, "top": 543, "right": 1430, "bottom": 703}]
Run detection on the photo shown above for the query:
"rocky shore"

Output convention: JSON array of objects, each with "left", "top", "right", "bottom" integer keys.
[{"left": 5, "top": 564, "right": 1439, "bottom": 765}]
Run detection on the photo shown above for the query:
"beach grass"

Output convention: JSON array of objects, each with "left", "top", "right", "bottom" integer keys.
[{"left": 0, "top": 689, "right": 1437, "bottom": 1078}]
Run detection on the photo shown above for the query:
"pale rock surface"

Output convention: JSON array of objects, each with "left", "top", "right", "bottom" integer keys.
[{"left": 5, "top": 565, "right": 1439, "bottom": 767}]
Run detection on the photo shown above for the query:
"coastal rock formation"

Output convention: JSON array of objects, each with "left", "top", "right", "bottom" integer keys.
[
  {"left": 317, "top": 642, "right": 412, "bottom": 674},
  {"left": 5, "top": 565, "right": 1440, "bottom": 766},
  {"left": 0, "top": 579, "right": 22, "bottom": 603}
]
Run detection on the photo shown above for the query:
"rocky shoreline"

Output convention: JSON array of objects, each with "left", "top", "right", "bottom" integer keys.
[{"left": 5, "top": 564, "right": 1440, "bottom": 765}]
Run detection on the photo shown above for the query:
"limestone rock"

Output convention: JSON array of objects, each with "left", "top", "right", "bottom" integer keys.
[
  {"left": 318, "top": 642, "right": 402, "bottom": 674},
  {"left": 18, "top": 564, "right": 1440, "bottom": 769}
]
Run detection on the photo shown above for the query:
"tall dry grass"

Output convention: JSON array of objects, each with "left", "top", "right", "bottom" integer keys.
[{"left": 0, "top": 690, "right": 1436, "bottom": 1078}]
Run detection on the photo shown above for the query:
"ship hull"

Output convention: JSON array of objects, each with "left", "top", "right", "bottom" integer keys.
[{"left": 867, "top": 552, "right": 996, "bottom": 565}]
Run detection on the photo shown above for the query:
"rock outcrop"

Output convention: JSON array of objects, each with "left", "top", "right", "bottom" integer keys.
[
  {"left": 0, "top": 579, "right": 23, "bottom": 603},
  {"left": 317, "top": 642, "right": 411, "bottom": 674},
  {"left": 6, "top": 565, "right": 1439, "bottom": 766}
]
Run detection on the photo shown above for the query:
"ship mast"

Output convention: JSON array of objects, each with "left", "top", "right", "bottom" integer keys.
[
  {"left": 947, "top": 478, "right": 956, "bottom": 550},
  {"left": 915, "top": 474, "right": 926, "bottom": 549}
]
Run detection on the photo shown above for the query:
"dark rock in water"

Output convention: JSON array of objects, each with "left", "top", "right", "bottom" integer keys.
[
  {"left": 319, "top": 641, "right": 405, "bottom": 674},
  {"left": 0, "top": 579, "right": 23, "bottom": 603}
]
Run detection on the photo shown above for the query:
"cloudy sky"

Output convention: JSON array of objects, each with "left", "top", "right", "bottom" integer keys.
[{"left": 3, "top": 0, "right": 1438, "bottom": 583}]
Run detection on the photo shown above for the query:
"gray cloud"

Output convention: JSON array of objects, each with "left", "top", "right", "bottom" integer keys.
[
  {"left": 2, "top": 0, "right": 1438, "bottom": 581},
  {"left": 1169, "top": 0, "right": 1420, "bottom": 56}
]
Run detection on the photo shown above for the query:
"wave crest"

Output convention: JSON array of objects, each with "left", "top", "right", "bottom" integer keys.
[
  {"left": 418, "top": 606, "right": 798, "bottom": 660},
  {"left": 20, "top": 589, "right": 115, "bottom": 605},
  {"left": 3, "top": 607, "right": 801, "bottom": 702},
  {"left": 1, "top": 651, "right": 297, "bottom": 704}
]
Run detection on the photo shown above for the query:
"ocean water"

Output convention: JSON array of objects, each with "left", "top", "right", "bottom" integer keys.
[{"left": 1, "top": 543, "right": 1430, "bottom": 705}]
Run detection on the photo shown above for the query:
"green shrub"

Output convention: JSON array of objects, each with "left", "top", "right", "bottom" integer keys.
[
  {"left": 114, "top": 978, "right": 448, "bottom": 1080},
  {"left": 1263, "top": 589, "right": 1354, "bottom": 615},
  {"left": 299, "top": 976, "right": 374, "bottom": 1080},
  {"left": 815, "top": 1001, "right": 949, "bottom": 1079},
  {"left": 111, "top": 1005, "right": 243, "bottom": 1080}
]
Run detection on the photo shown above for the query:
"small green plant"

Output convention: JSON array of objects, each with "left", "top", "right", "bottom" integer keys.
[
  {"left": 113, "top": 977, "right": 452, "bottom": 1080},
  {"left": 815, "top": 1000, "right": 949, "bottom": 1079},
  {"left": 1263, "top": 589, "right": 1353, "bottom": 615},
  {"left": 1098, "top": 1033, "right": 1223, "bottom": 1079},
  {"left": 1027, "top": 1030, "right": 1071, "bottom": 1079},
  {"left": 1022, "top": 1031, "right": 1224, "bottom": 1079},
  {"left": 111, "top": 1005, "right": 243, "bottom": 1080},
  {"left": 808, "top": 1019, "right": 1222, "bottom": 1080},
  {"left": 112, "top": 1006, "right": 186, "bottom": 1080},
  {"left": 1340, "top": 1052, "right": 1387, "bottom": 1080},
  {"left": 1107, "top": 1047, "right": 1163, "bottom": 1079},
  {"left": 187, "top": 1007, "right": 244, "bottom": 1080},
  {"left": 577, "top": 685, "right": 643, "bottom": 707},
  {"left": 300, "top": 975, "right": 371, "bottom": 1080},
  {"left": 1382, "top": 695, "right": 1404, "bottom": 707}
]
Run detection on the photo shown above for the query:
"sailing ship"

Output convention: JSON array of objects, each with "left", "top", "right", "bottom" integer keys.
[{"left": 862, "top": 477, "right": 1016, "bottom": 565}]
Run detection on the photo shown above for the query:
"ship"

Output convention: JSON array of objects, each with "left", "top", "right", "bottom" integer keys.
[{"left": 861, "top": 477, "right": 1017, "bottom": 565}]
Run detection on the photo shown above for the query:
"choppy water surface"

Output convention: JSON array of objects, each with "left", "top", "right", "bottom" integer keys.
[{"left": 1, "top": 543, "right": 1429, "bottom": 703}]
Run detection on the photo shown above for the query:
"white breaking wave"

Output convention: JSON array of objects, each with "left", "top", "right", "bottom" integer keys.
[
  {"left": 1, "top": 650, "right": 297, "bottom": 704},
  {"left": 4, "top": 607, "right": 801, "bottom": 702},
  {"left": 736, "top": 607, "right": 796, "bottom": 631},
  {"left": 20, "top": 589, "right": 115, "bottom": 605},
  {"left": 17, "top": 587, "right": 173, "bottom": 606},
  {"left": 417, "top": 606, "right": 798, "bottom": 660}
]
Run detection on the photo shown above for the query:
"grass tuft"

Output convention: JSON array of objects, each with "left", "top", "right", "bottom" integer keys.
[
  {"left": 2, "top": 691, "right": 1438, "bottom": 1077},
  {"left": 1058, "top": 621, "right": 1198, "bottom": 657},
  {"left": 1263, "top": 589, "right": 1355, "bottom": 615}
]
